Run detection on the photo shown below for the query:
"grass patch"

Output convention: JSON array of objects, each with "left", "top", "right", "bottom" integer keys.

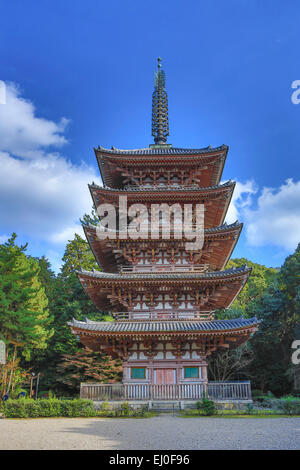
[{"left": 179, "top": 409, "right": 300, "bottom": 418}]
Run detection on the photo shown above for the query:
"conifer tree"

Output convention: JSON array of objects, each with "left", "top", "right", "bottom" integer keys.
[{"left": 0, "top": 234, "right": 53, "bottom": 394}]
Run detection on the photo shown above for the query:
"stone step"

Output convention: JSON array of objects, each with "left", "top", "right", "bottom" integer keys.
[{"left": 151, "top": 401, "right": 181, "bottom": 411}]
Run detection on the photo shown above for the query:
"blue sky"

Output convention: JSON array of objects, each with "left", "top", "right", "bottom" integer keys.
[{"left": 0, "top": 0, "right": 300, "bottom": 271}]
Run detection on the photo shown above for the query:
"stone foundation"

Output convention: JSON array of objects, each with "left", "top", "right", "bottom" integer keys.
[{"left": 93, "top": 399, "right": 253, "bottom": 412}]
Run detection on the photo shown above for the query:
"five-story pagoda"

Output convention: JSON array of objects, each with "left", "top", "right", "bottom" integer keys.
[{"left": 69, "top": 59, "right": 259, "bottom": 394}]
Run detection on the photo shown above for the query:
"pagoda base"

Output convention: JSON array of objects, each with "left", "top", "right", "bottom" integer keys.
[
  {"left": 80, "top": 381, "right": 253, "bottom": 402},
  {"left": 122, "top": 358, "right": 208, "bottom": 386}
]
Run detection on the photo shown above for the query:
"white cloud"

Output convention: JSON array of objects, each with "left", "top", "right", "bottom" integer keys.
[
  {"left": 0, "top": 83, "right": 100, "bottom": 271},
  {"left": 245, "top": 178, "right": 300, "bottom": 251},
  {"left": 0, "top": 83, "right": 69, "bottom": 158},
  {"left": 225, "top": 180, "right": 257, "bottom": 224},
  {"left": 0, "top": 234, "right": 9, "bottom": 244},
  {"left": 49, "top": 225, "right": 85, "bottom": 244},
  {"left": 0, "top": 151, "right": 99, "bottom": 244}
]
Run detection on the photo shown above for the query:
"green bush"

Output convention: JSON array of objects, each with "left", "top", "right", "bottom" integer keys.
[
  {"left": 37, "top": 399, "right": 61, "bottom": 417},
  {"left": 3, "top": 398, "right": 97, "bottom": 418},
  {"left": 276, "top": 397, "right": 300, "bottom": 415},
  {"left": 253, "top": 396, "right": 274, "bottom": 407},
  {"left": 253, "top": 396, "right": 300, "bottom": 414},
  {"left": 196, "top": 398, "right": 216, "bottom": 416},
  {"left": 121, "top": 402, "right": 130, "bottom": 416},
  {"left": 4, "top": 400, "right": 28, "bottom": 418},
  {"left": 101, "top": 401, "right": 109, "bottom": 413}
]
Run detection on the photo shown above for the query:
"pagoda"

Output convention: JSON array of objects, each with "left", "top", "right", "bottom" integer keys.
[{"left": 69, "top": 58, "right": 259, "bottom": 396}]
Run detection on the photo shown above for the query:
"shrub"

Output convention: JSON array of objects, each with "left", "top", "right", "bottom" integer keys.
[
  {"left": 37, "top": 399, "right": 61, "bottom": 417},
  {"left": 246, "top": 403, "right": 254, "bottom": 414},
  {"left": 253, "top": 396, "right": 300, "bottom": 414},
  {"left": 101, "top": 401, "right": 109, "bottom": 412},
  {"left": 253, "top": 396, "right": 274, "bottom": 407},
  {"left": 276, "top": 397, "right": 300, "bottom": 415},
  {"left": 59, "top": 399, "right": 95, "bottom": 417},
  {"left": 196, "top": 398, "right": 216, "bottom": 416},
  {"left": 3, "top": 398, "right": 97, "bottom": 418},
  {"left": 4, "top": 399, "right": 28, "bottom": 418},
  {"left": 121, "top": 402, "right": 130, "bottom": 416}
]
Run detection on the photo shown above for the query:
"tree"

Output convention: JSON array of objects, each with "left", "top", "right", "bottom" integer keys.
[
  {"left": 61, "top": 234, "right": 98, "bottom": 277},
  {"left": 247, "top": 244, "right": 300, "bottom": 395},
  {"left": 34, "top": 256, "right": 56, "bottom": 299},
  {"left": 208, "top": 344, "right": 254, "bottom": 382},
  {"left": 56, "top": 347, "right": 122, "bottom": 394},
  {"left": 222, "top": 258, "right": 278, "bottom": 317},
  {"left": 211, "top": 257, "right": 278, "bottom": 384},
  {"left": 80, "top": 207, "right": 99, "bottom": 226},
  {"left": 0, "top": 234, "right": 53, "bottom": 394},
  {"left": 33, "top": 231, "right": 112, "bottom": 394}
]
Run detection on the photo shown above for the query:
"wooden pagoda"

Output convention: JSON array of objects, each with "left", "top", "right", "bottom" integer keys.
[{"left": 69, "top": 58, "right": 259, "bottom": 397}]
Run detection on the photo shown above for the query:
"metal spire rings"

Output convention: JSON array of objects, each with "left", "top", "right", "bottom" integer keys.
[{"left": 151, "top": 57, "right": 169, "bottom": 145}]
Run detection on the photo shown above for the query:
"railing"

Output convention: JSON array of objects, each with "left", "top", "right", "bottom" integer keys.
[
  {"left": 113, "top": 311, "right": 214, "bottom": 321},
  {"left": 80, "top": 381, "right": 252, "bottom": 401},
  {"left": 119, "top": 264, "right": 210, "bottom": 274},
  {"left": 207, "top": 381, "right": 252, "bottom": 400}
]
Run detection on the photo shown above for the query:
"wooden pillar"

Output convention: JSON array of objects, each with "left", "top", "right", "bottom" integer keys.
[
  {"left": 122, "top": 360, "right": 130, "bottom": 383},
  {"left": 201, "top": 361, "right": 208, "bottom": 384}
]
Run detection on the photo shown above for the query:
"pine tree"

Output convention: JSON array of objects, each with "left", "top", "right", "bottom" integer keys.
[
  {"left": 0, "top": 234, "right": 53, "bottom": 394},
  {"left": 61, "top": 234, "right": 98, "bottom": 277}
]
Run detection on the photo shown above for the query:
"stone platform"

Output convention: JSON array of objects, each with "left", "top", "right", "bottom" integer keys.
[{"left": 93, "top": 399, "right": 253, "bottom": 412}]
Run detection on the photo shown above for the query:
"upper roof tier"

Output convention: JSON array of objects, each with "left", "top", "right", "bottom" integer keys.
[
  {"left": 95, "top": 144, "right": 228, "bottom": 189},
  {"left": 83, "top": 220, "right": 242, "bottom": 273},
  {"left": 89, "top": 180, "right": 235, "bottom": 229}
]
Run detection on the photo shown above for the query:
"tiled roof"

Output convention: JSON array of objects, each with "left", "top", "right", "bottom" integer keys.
[
  {"left": 69, "top": 317, "right": 259, "bottom": 333},
  {"left": 89, "top": 180, "right": 234, "bottom": 192},
  {"left": 84, "top": 220, "right": 242, "bottom": 234},
  {"left": 95, "top": 144, "right": 228, "bottom": 156},
  {"left": 77, "top": 265, "right": 251, "bottom": 280}
]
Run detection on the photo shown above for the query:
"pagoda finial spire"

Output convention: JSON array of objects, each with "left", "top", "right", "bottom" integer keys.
[{"left": 151, "top": 57, "right": 169, "bottom": 145}]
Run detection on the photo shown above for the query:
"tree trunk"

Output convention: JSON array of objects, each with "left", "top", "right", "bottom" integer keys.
[{"left": 7, "top": 344, "right": 17, "bottom": 394}]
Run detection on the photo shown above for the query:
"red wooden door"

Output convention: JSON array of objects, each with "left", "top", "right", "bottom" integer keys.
[{"left": 156, "top": 369, "right": 175, "bottom": 384}]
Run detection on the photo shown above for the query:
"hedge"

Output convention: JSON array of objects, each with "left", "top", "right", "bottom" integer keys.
[
  {"left": 253, "top": 396, "right": 300, "bottom": 414},
  {"left": 3, "top": 398, "right": 97, "bottom": 418}
]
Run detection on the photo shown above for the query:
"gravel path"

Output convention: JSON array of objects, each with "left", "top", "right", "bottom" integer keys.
[{"left": 0, "top": 416, "right": 300, "bottom": 450}]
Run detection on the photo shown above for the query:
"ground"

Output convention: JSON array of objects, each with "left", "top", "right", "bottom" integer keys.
[{"left": 1, "top": 416, "right": 300, "bottom": 450}]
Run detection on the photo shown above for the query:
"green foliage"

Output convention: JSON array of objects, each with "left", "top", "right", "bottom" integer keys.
[
  {"left": 0, "top": 235, "right": 53, "bottom": 397},
  {"left": 253, "top": 396, "right": 300, "bottom": 415},
  {"left": 0, "top": 234, "right": 53, "bottom": 358},
  {"left": 56, "top": 347, "right": 122, "bottom": 394},
  {"left": 247, "top": 245, "right": 300, "bottom": 395},
  {"left": 30, "top": 235, "right": 112, "bottom": 393},
  {"left": 2, "top": 224, "right": 299, "bottom": 400},
  {"left": 3, "top": 398, "right": 96, "bottom": 418},
  {"left": 210, "top": 246, "right": 300, "bottom": 396},
  {"left": 121, "top": 401, "right": 130, "bottom": 416},
  {"left": 216, "top": 258, "right": 278, "bottom": 319},
  {"left": 98, "top": 403, "right": 148, "bottom": 418},
  {"left": 61, "top": 234, "right": 98, "bottom": 277},
  {"left": 277, "top": 397, "right": 300, "bottom": 415},
  {"left": 196, "top": 398, "right": 216, "bottom": 416}
]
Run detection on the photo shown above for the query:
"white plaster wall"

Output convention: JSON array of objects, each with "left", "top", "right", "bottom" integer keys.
[
  {"left": 129, "top": 352, "right": 138, "bottom": 360},
  {"left": 154, "top": 351, "right": 164, "bottom": 359},
  {"left": 165, "top": 351, "right": 174, "bottom": 359}
]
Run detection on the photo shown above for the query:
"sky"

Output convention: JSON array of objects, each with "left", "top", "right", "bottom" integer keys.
[{"left": 0, "top": 0, "right": 300, "bottom": 272}]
